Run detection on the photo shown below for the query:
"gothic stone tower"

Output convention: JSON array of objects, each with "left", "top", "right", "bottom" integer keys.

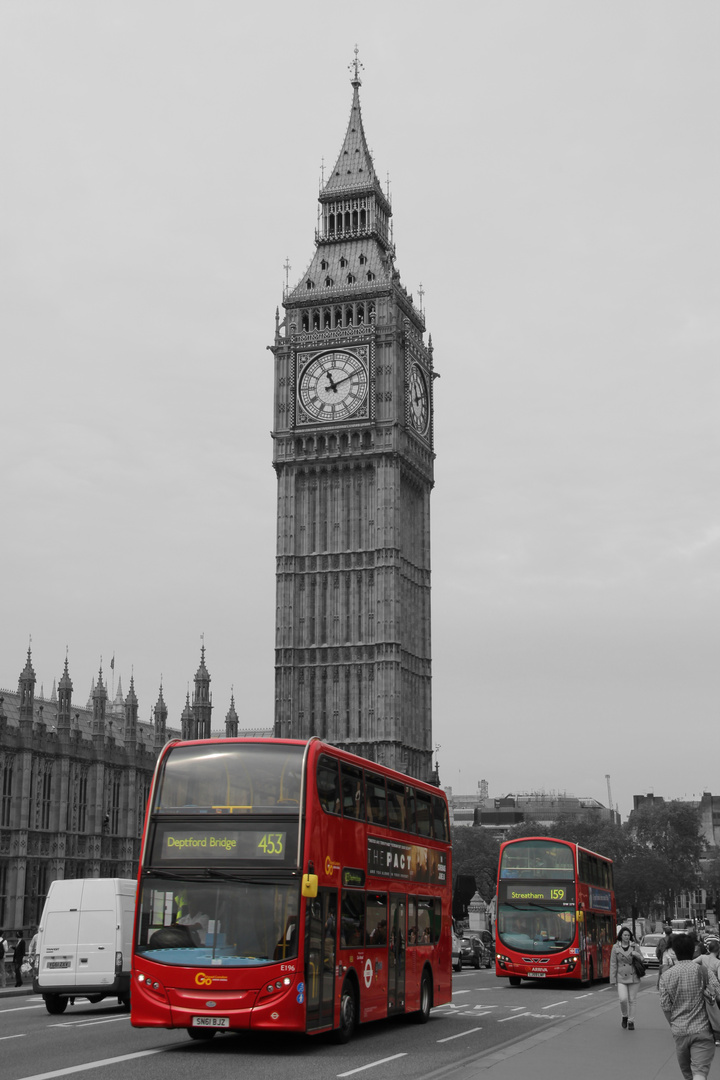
[{"left": 270, "top": 62, "right": 435, "bottom": 781}]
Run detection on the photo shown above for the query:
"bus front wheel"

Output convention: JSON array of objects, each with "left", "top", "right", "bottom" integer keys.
[
  {"left": 413, "top": 969, "right": 432, "bottom": 1023},
  {"left": 333, "top": 979, "right": 358, "bottom": 1044},
  {"left": 508, "top": 976, "right": 521, "bottom": 987}
]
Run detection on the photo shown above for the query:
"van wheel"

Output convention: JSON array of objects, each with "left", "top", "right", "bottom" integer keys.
[
  {"left": 333, "top": 979, "right": 358, "bottom": 1044},
  {"left": 454, "top": 958, "right": 462, "bottom": 972},
  {"left": 44, "top": 995, "right": 68, "bottom": 1015},
  {"left": 413, "top": 969, "right": 432, "bottom": 1023},
  {"left": 118, "top": 994, "right": 130, "bottom": 1010},
  {"left": 187, "top": 1027, "right": 216, "bottom": 1040}
]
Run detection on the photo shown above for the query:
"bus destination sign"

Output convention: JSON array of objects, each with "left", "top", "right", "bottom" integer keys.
[
  {"left": 500, "top": 882, "right": 575, "bottom": 905},
  {"left": 367, "top": 837, "right": 447, "bottom": 885},
  {"left": 156, "top": 828, "right": 287, "bottom": 861}
]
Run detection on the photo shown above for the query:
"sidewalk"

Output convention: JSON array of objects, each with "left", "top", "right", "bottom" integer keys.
[
  {"left": 449, "top": 985, "right": 716, "bottom": 1080},
  {"left": 0, "top": 984, "right": 35, "bottom": 999}
]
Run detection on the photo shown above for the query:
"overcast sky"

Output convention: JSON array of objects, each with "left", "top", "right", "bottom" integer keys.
[{"left": 1, "top": 2, "right": 718, "bottom": 819}]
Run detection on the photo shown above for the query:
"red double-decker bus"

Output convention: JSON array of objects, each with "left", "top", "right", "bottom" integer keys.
[
  {"left": 495, "top": 836, "right": 616, "bottom": 985},
  {"left": 131, "top": 737, "right": 452, "bottom": 1041}
]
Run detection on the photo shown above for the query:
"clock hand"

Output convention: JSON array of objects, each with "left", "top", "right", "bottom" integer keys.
[
  {"left": 329, "top": 370, "right": 356, "bottom": 389},
  {"left": 324, "top": 371, "right": 339, "bottom": 392}
]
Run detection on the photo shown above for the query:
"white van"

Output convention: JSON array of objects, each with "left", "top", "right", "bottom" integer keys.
[{"left": 33, "top": 878, "right": 135, "bottom": 1014}]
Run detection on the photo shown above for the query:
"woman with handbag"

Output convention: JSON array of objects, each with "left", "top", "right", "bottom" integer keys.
[
  {"left": 609, "top": 927, "right": 645, "bottom": 1030},
  {"left": 695, "top": 939, "right": 720, "bottom": 1044}
]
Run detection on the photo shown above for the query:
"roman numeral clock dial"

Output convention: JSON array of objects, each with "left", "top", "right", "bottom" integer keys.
[
  {"left": 408, "top": 363, "right": 429, "bottom": 434},
  {"left": 298, "top": 350, "right": 368, "bottom": 423}
]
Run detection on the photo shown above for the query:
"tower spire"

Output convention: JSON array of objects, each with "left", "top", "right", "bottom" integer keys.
[{"left": 349, "top": 44, "right": 363, "bottom": 88}]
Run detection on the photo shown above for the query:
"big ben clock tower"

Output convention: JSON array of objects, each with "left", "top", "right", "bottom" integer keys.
[{"left": 270, "top": 55, "right": 436, "bottom": 781}]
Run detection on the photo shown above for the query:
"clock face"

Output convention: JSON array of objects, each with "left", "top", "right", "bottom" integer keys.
[
  {"left": 298, "top": 350, "right": 368, "bottom": 423},
  {"left": 408, "top": 363, "right": 429, "bottom": 434}
]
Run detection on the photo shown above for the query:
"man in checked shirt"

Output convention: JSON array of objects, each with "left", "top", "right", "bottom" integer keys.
[{"left": 660, "top": 933, "right": 720, "bottom": 1080}]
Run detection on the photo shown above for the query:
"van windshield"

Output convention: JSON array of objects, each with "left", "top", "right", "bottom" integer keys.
[{"left": 135, "top": 876, "right": 299, "bottom": 967}]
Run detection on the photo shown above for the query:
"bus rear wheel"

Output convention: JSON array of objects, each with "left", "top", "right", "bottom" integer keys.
[
  {"left": 413, "top": 969, "right": 432, "bottom": 1023},
  {"left": 508, "top": 976, "right": 521, "bottom": 987},
  {"left": 333, "top": 979, "right": 358, "bottom": 1044}
]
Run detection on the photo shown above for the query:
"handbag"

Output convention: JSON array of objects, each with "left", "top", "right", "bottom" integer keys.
[
  {"left": 631, "top": 953, "right": 647, "bottom": 979},
  {"left": 699, "top": 961, "right": 720, "bottom": 1033}
]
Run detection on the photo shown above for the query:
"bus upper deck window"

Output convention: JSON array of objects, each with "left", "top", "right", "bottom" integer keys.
[
  {"left": 317, "top": 756, "right": 341, "bottom": 815},
  {"left": 341, "top": 764, "right": 364, "bottom": 820},
  {"left": 387, "top": 781, "right": 407, "bottom": 831}
]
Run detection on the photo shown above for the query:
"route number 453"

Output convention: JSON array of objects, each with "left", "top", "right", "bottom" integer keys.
[{"left": 257, "top": 833, "right": 284, "bottom": 855}]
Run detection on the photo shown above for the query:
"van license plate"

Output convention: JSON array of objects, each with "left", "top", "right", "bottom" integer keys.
[
  {"left": 47, "top": 961, "right": 71, "bottom": 969},
  {"left": 192, "top": 1016, "right": 229, "bottom": 1028},
  {"left": 527, "top": 971, "right": 546, "bottom": 978}
]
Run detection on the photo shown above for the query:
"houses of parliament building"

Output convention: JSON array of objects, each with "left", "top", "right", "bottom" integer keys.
[{"left": 0, "top": 646, "right": 269, "bottom": 930}]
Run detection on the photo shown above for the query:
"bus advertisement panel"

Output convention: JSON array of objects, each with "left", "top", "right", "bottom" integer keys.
[
  {"left": 131, "top": 737, "right": 452, "bottom": 1042},
  {"left": 495, "top": 836, "right": 616, "bottom": 985}
]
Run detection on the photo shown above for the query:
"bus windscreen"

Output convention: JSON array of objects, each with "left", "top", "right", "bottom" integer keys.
[{"left": 154, "top": 743, "right": 305, "bottom": 813}]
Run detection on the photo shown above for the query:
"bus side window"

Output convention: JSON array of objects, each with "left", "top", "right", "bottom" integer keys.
[
  {"left": 366, "top": 892, "right": 388, "bottom": 946},
  {"left": 340, "top": 890, "right": 365, "bottom": 947},
  {"left": 417, "top": 899, "right": 434, "bottom": 944},
  {"left": 317, "top": 756, "right": 341, "bottom": 814},
  {"left": 405, "top": 787, "right": 417, "bottom": 833},
  {"left": 407, "top": 897, "right": 418, "bottom": 946},
  {"left": 387, "top": 780, "right": 406, "bottom": 831},
  {"left": 341, "top": 764, "right": 364, "bottom": 820},
  {"left": 432, "top": 795, "right": 449, "bottom": 841},
  {"left": 365, "top": 773, "right": 388, "bottom": 826},
  {"left": 415, "top": 791, "right": 433, "bottom": 837}
]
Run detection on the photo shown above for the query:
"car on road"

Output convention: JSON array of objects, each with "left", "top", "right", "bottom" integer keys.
[
  {"left": 455, "top": 932, "right": 493, "bottom": 970},
  {"left": 639, "top": 933, "right": 663, "bottom": 969}
]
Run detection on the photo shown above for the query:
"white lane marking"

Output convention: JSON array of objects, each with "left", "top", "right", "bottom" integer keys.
[
  {"left": 337, "top": 1053, "right": 407, "bottom": 1076},
  {"left": 575, "top": 993, "right": 593, "bottom": 999},
  {"left": 0, "top": 1004, "right": 47, "bottom": 1013},
  {"left": 0, "top": 1033, "right": 27, "bottom": 1040},
  {"left": 437, "top": 1027, "right": 483, "bottom": 1043},
  {"left": 14, "top": 1049, "right": 164, "bottom": 1080},
  {"left": 543, "top": 1000, "right": 568, "bottom": 1008},
  {"left": 49, "top": 1016, "right": 130, "bottom": 1029},
  {"left": 499, "top": 1011, "right": 530, "bottom": 1021},
  {"left": 451, "top": 989, "right": 472, "bottom": 995}
]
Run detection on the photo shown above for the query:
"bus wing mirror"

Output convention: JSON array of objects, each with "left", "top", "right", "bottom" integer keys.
[{"left": 302, "top": 874, "right": 319, "bottom": 898}]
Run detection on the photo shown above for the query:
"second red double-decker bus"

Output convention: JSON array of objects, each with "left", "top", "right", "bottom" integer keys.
[
  {"left": 495, "top": 836, "right": 616, "bottom": 985},
  {"left": 131, "top": 737, "right": 452, "bottom": 1041}
]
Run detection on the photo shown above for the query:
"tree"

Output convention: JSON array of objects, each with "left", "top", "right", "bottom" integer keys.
[
  {"left": 451, "top": 826, "right": 500, "bottom": 906},
  {"left": 629, "top": 801, "right": 703, "bottom": 917}
]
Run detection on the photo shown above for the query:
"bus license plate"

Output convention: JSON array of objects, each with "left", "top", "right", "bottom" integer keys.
[
  {"left": 192, "top": 1016, "right": 229, "bottom": 1028},
  {"left": 527, "top": 970, "right": 546, "bottom": 978}
]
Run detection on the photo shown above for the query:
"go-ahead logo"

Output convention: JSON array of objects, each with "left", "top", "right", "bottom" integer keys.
[{"left": 195, "top": 972, "right": 229, "bottom": 987}]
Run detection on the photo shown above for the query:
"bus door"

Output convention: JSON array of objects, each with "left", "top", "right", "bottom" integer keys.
[
  {"left": 388, "top": 894, "right": 406, "bottom": 1015},
  {"left": 305, "top": 889, "right": 337, "bottom": 1032}
]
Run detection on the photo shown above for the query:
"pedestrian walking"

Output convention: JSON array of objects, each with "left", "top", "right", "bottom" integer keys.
[
  {"left": 13, "top": 931, "right": 26, "bottom": 987},
  {"left": 694, "top": 939, "right": 720, "bottom": 1044},
  {"left": 0, "top": 929, "right": 7, "bottom": 988},
  {"left": 610, "top": 926, "right": 644, "bottom": 1030},
  {"left": 660, "top": 932, "right": 720, "bottom": 1080},
  {"left": 658, "top": 924, "right": 674, "bottom": 988}
]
